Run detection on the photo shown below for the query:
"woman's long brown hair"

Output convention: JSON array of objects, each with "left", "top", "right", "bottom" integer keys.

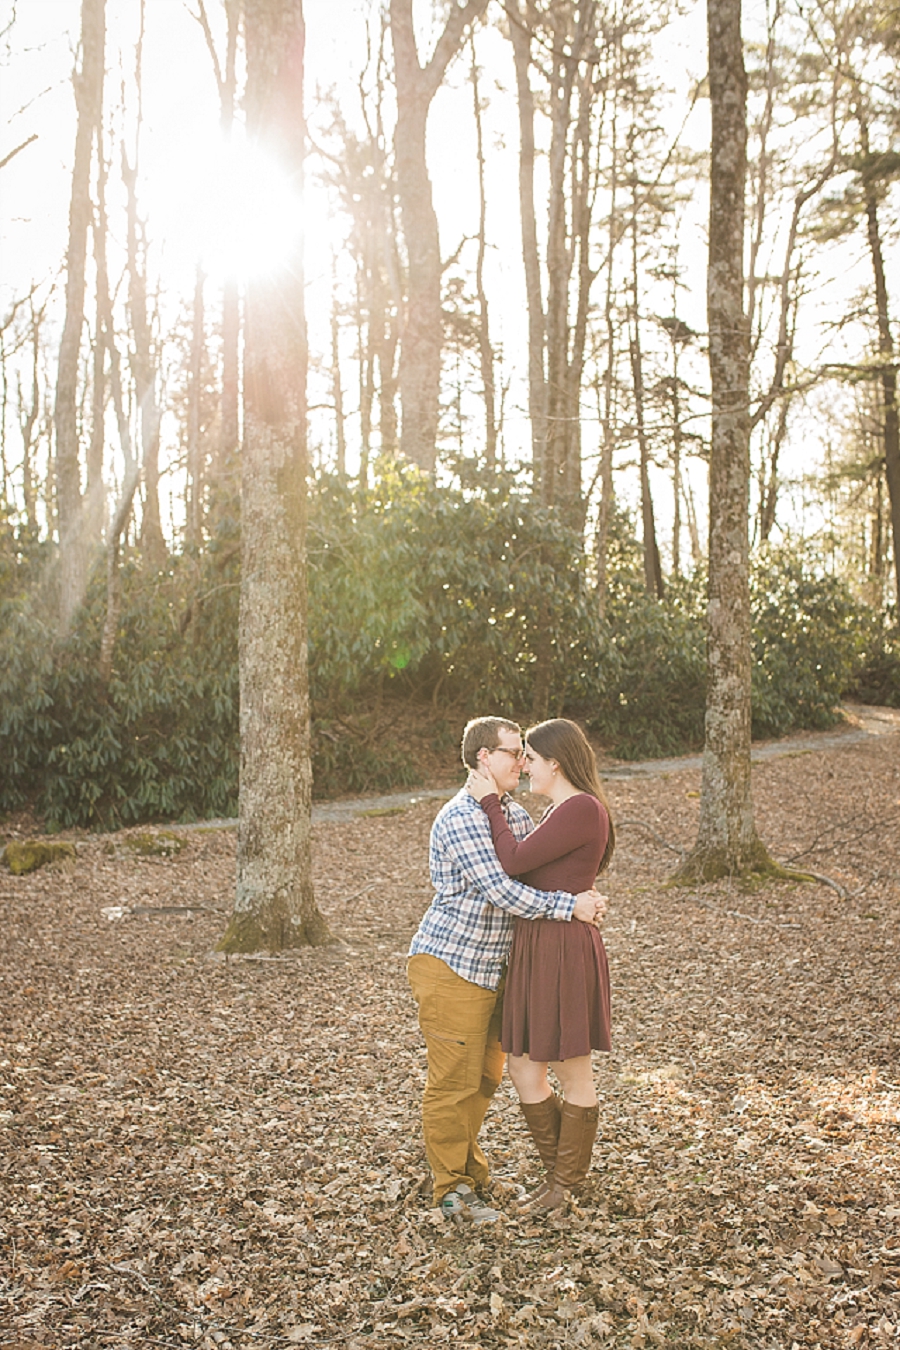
[{"left": 526, "top": 718, "right": 616, "bottom": 873}]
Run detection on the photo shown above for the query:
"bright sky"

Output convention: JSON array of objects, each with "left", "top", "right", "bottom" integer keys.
[{"left": 0, "top": 0, "right": 370, "bottom": 296}]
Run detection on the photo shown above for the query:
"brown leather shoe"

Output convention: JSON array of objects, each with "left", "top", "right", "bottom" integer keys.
[{"left": 525, "top": 1100, "right": 599, "bottom": 1213}]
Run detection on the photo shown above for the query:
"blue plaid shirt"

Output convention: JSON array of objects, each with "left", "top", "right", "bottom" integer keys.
[{"left": 409, "top": 789, "right": 577, "bottom": 990}]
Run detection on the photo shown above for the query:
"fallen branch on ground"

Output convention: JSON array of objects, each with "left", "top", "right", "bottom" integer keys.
[{"left": 617, "top": 819, "right": 687, "bottom": 859}]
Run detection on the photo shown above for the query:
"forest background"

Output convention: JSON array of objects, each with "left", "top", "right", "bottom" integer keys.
[{"left": 1, "top": 0, "right": 899, "bottom": 835}]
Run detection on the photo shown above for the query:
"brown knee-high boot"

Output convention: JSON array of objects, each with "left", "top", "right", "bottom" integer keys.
[
  {"left": 519, "top": 1093, "right": 562, "bottom": 1174},
  {"left": 526, "top": 1100, "right": 598, "bottom": 1213}
]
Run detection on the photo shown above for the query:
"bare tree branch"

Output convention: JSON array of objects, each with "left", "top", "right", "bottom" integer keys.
[{"left": 0, "top": 132, "right": 37, "bottom": 170}]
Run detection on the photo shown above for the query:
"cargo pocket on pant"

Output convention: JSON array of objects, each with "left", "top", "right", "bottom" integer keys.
[{"left": 421, "top": 1026, "right": 477, "bottom": 1093}]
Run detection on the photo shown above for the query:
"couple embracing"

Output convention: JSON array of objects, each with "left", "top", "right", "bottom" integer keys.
[{"left": 407, "top": 715, "right": 615, "bottom": 1224}]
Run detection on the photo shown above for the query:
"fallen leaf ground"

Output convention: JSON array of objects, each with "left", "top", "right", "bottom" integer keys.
[{"left": 2, "top": 728, "right": 899, "bottom": 1350}]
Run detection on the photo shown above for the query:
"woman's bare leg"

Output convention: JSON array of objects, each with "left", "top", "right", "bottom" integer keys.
[
  {"left": 549, "top": 1055, "right": 596, "bottom": 1106},
  {"left": 507, "top": 1053, "right": 552, "bottom": 1103}
]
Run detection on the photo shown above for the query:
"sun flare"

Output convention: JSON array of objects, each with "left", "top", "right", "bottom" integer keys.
[{"left": 155, "top": 124, "right": 303, "bottom": 282}]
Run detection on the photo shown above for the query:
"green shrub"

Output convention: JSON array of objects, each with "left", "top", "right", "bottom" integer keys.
[
  {"left": 1, "top": 480, "right": 892, "bottom": 827},
  {"left": 846, "top": 620, "right": 900, "bottom": 708},
  {"left": 0, "top": 518, "right": 240, "bottom": 830},
  {"left": 750, "top": 544, "right": 872, "bottom": 738},
  {"left": 582, "top": 546, "right": 877, "bottom": 758},
  {"left": 307, "top": 464, "right": 602, "bottom": 713},
  {"left": 0, "top": 513, "right": 61, "bottom": 814},
  {"left": 580, "top": 566, "right": 707, "bottom": 759},
  {"left": 311, "top": 715, "right": 420, "bottom": 797}
]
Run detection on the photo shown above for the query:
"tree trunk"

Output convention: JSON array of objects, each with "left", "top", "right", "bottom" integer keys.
[
  {"left": 356, "top": 32, "right": 401, "bottom": 465},
  {"left": 124, "top": 0, "right": 165, "bottom": 567},
  {"left": 509, "top": 0, "right": 547, "bottom": 480},
  {"left": 629, "top": 174, "right": 663, "bottom": 599},
  {"left": 675, "top": 0, "right": 771, "bottom": 883},
  {"left": 358, "top": 297, "right": 373, "bottom": 487},
  {"left": 471, "top": 41, "right": 497, "bottom": 467},
  {"left": 122, "top": 137, "right": 165, "bottom": 569},
  {"left": 391, "top": 43, "right": 440, "bottom": 473},
  {"left": 220, "top": 5, "right": 241, "bottom": 503},
  {"left": 186, "top": 264, "right": 206, "bottom": 546},
  {"left": 196, "top": 0, "right": 241, "bottom": 508},
  {"left": 220, "top": 278, "right": 241, "bottom": 499},
  {"left": 684, "top": 471, "right": 703, "bottom": 564},
  {"left": 542, "top": 5, "right": 575, "bottom": 509},
  {"left": 561, "top": 51, "right": 598, "bottom": 529},
  {"left": 55, "top": 0, "right": 105, "bottom": 633},
  {"left": 630, "top": 319, "right": 664, "bottom": 599},
  {"left": 19, "top": 299, "right": 44, "bottom": 534},
  {"left": 389, "top": 0, "right": 488, "bottom": 473},
  {"left": 596, "top": 55, "right": 621, "bottom": 620},
  {"left": 99, "top": 462, "right": 141, "bottom": 684},
  {"left": 86, "top": 193, "right": 107, "bottom": 547},
  {"left": 661, "top": 254, "right": 692, "bottom": 579},
  {"left": 670, "top": 360, "right": 683, "bottom": 577},
  {"left": 758, "top": 394, "right": 788, "bottom": 544},
  {"left": 97, "top": 226, "right": 138, "bottom": 686},
  {"left": 330, "top": 264, "right": 346, "bottom": 477},
  {"left": 219, "top": 0, "right": 330, "bottom": 954},
  {"left": 859, "top": 126, "right": 900, "bottom": 613},
  {"left": 371, "top": 173, "right": 401, "bottom": 459},
  {"left": 869, "top": 470, "right": 885, "bottom": 602}
]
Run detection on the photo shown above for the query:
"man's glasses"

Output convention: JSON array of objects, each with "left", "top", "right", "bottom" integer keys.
[{"left": 492, "top": 747, "right": 525, "bottom": 762}]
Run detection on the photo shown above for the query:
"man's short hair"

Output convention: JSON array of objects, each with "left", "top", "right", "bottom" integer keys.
[{"left": 460, "top": 716, "right": 521, "bottom": 770}]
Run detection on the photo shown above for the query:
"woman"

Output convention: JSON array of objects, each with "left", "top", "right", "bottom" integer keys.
[{"left": 467, "top": 718, "right": 614, "bottom": 1211}]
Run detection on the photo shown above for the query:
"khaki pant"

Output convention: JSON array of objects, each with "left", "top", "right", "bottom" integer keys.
[{"left": 407, "top": 953, "right": 506, "bottom": 1205}]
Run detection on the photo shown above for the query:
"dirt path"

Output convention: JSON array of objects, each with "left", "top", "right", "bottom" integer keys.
[
  {"left": 1, "top": 713, "right": 898, "bottom": 1349},
  {"left": 306, "top": 701, "right": 900, "bottom": 823}
]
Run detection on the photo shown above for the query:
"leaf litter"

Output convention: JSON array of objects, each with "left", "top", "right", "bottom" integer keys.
[{"left": 1, "top": 731, "right": 898, "bottom": 1349}]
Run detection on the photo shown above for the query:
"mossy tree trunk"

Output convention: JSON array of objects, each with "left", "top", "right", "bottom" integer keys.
[
  {"left": 219, "top": 0, "right": 330, "bottom": 954},
  {"left": 673, "top": 0, "right": 772, "bottom": 884}
]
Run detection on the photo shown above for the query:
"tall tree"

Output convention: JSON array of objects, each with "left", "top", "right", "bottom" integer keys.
[
  {"left": 186, "top": 264, "right": 206, "bottom": 545},
  {"left": 594, "top": 13, "right": 624, "bottom": 618},
  {"left": 856, "top": 110, "right": 900, "bottom": 611},
  {"left": 628, "top": 144, "right": 664, "bottom": 598},
  {"left": 470, "top": 38, "right": 497, "bottom": 466},
  {"left": 55, "top": 0, "right": 105, "bottom": 633},
  {"left": 123, "top": 1, "right": 165, "bottom": 568},
  {"left": 329, "top": 259, "right": 347, "bottom": 477},
  {"left": 543, "top": 0, "right": 601, "bottom": 526},
  {"left": 509, "top": 0, "right": 547, "bottom": 485},
  {"left": 317, "top": 27, "right": 401, "bottom": 473},
  {"left": 219, "top": 0, "right": 330, "bottom": 952},
  {"left": 93, "top": 119, "right": 142, "bottom": 685},
  {"left": 85, "top": 123, "right": 109, "bottom": 548},
  {"left": 741, "top": 1, "right": 839, "bottom": 543},
  {"left": 654, "top": 254, "right": 701, "bottom": 577},
  {"left": 676, "top": 0, "right": 771, "bottom": 881},
  {"left": 195, "top": 0, "right": 241, "bottom": 504},
  {"left": 12, "top": 296, "right": 48, "bottom": 535},
  {"left": 802, "top": 0, "right": 899, "bottom": 605},
  {"left": 389, "top": 0, "right": 489, "bottom": 472},
  {"left": 510, "top": 0, "right": 605, "bottom": 525}
]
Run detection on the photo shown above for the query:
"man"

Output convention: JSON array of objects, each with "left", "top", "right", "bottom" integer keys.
[{"left": 407, "top": 716, "right": 606, "bottom": 1224}]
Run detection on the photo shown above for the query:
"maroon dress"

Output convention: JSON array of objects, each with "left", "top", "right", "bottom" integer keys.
[{"left": 480, "top": 792, "right": 612, "bottom": 1062}]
